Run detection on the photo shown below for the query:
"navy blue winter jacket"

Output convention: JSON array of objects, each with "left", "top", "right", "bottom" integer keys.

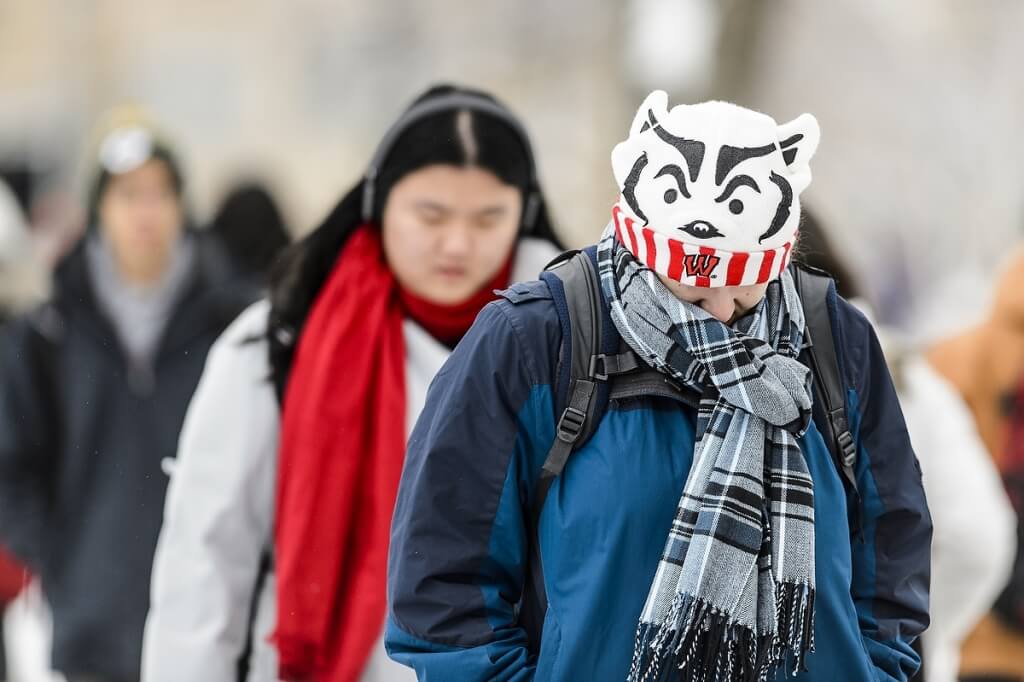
[
  {"left": 0, "top": 237, "right": 254, "bottom": 681},
  {"left": 387, "top": 270, "right": 931, "bottom": 681}
]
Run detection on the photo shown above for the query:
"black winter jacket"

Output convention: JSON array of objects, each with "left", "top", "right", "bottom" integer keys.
[{"left": 0, "top": 236, "right": 254, "bottom": 681}]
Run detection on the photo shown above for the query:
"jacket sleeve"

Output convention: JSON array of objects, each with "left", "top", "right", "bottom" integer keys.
[
  {"left": 0, "top": 315, "right": 56, "bottom": 570},
  {"left": 142, "top": 301, "right": 279, "bottom": 682},
  {"left": 387, "top": 299, "right": 555, "bottom": 682},
  {"left": 840, "top": 299, "right": 932, "bottom": 682}
]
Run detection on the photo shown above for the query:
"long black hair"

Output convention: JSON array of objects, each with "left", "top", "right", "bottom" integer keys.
[{"left": 266, "top": 84, "right": 563, "bottom": 395}]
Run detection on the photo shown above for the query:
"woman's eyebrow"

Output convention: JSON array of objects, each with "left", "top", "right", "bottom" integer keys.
[
  {"left": 473, "top": 205, "right": 508, "bottom": 218},
  {"left": 412, "top": 200, "right": 449, "bottom": 213}
]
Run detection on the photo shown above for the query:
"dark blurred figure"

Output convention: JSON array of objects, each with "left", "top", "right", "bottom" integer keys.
[
  {"left": 209, "top": 182, "right": 290, "bottom": 281},
  {"left": 0, "top": 114, "right": 255, "bottom": 682},
  {"left": 0, "top": 177, "right": 42, "bottom": 681},
  {"left": 794, "top": 207, "right": 862, "bottom": 300}
]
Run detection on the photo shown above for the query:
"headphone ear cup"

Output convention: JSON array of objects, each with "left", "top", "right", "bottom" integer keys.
[
  {"left": 522, "top": 192, "right": 540, "bottom": 233},
  {"left": 360, "top": 176, "right": 375, "bottom": 222}
]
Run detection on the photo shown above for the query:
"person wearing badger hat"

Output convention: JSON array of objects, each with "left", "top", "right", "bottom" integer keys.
[
  {"left": 141, "top": 84, "right": 563, "bottom": 681},
  {"left": 387, "top": 91, "right": 931, "bottom": 681},
  {"left": 0, "top": 112, "right": 253, "bottom": 682}
]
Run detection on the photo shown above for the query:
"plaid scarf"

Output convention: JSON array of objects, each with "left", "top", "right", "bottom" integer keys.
[{"left": 597, "top": 224, "right": 817, "bottom": 681}]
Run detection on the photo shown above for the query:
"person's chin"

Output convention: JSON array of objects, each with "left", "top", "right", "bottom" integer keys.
[
  {"left": 422, "top": 276, "right": 472, "bottom": 302},
  {"left": 436, "top": 289, "right": 476, "bottom": 305}
]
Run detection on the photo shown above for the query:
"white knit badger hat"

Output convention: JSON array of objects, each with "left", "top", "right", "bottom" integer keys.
[{"left": 611, "top": 91, "right": 820, "bottom": 287}]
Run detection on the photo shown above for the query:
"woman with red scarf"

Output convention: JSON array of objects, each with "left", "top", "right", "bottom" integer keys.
[{"left": 141, "top": 84, "right": 563, "bottom": 682}]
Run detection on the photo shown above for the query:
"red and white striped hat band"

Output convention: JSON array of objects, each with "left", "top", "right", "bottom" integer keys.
[{"left": 612, "top": 203, "right": 794, "bottom": 288}]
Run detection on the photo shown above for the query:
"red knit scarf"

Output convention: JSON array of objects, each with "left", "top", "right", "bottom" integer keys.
[{"left": 273, "top": 225, "right": 511, "bottom": 681}]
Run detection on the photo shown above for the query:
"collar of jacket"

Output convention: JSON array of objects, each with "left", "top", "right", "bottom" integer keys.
[{"left": 46, "top": 229, "right": 256, "bottom": 364}]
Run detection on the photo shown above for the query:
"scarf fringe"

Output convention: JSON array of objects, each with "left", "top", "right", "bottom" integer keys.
[{"left": 628, "top": 582, "right": 816, "bottom": 682}]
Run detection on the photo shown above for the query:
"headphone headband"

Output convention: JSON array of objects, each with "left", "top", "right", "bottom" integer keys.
[{"left": 361, "top": 92, "right": 540, "bottom": 231}]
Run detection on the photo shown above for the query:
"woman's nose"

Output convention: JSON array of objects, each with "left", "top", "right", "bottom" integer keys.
[{"left": 439, "top": 223, "right": 472, "bottom": 257}]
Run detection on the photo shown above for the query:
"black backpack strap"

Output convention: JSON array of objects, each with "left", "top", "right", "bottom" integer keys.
[
  {"left": 792, "top": 266, "right": 861, "bottom": 508},
  {"left": 522, "top": 250, "right": 638, "bottom": 646},
  {"left": 532, "top": 252, "right": 621, "bottom": 523}
]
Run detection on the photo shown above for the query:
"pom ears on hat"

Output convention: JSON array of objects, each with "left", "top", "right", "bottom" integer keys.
[
  {"left": 611, "top": 90, "right": 671, "bottom": 191},
  {"left": 776, "top": 112, "right": 819, "bottom": 193},
  {"left": 626, "top": 89, "right": 670, "bottom": 137}
]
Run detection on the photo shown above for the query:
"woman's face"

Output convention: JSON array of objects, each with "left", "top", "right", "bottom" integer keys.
[
  {"left": 382, "top": 164, "right": 522, "bottom": 304},
  {"left": 657, "top": 274, "right": 769, "bottom": 325}
]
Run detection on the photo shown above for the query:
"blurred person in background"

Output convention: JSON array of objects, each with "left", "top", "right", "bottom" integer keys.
[
  {"left": 0, "top": 114, "right": 255, "bottom": 682},
  {"left": 208, "top": 180, "right": 291, "bottom": 283},
  {"left": 929, "top": 252, "right": 1024, "bottom": 682},
  {"left": 0, "top": 177, "right": 46, "bottom": 680},
  {"left": 995, "top": 379, "right": 1024, "bottom": 668},
  {"left": 142, "top": 84, "right": 564, "bottom": 682},
  {"left": 797, "top": 210, "right": 1016, "bottom": 682}
]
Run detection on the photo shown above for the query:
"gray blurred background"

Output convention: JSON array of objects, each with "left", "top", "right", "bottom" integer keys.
[{"left": 1, "top": 0, "right": 1022, "bottom": 338}]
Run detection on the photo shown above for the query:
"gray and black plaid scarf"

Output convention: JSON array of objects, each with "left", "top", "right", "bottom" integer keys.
[{"left": 596, "top": 225, "right": 816, "bottom": 682}]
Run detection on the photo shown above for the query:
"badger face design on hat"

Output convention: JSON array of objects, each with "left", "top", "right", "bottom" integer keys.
[{"left": 611, "top": 91, "right": 819, "bottom": 287}]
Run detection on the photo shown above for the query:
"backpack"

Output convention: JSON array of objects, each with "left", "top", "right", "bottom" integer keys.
[{"left": 519, "top": 247, "right": 860, "bottom": 645}]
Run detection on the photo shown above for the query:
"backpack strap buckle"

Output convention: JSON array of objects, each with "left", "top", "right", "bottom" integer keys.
[
  {"left": 837, "top": 430, "right": 857, "bottom": 468},
  {"left": 556, "top": 406, "right": 587, "bottom": 445},
  {"left": 588, "top": 352, "right": 642, "bottom": 381}
]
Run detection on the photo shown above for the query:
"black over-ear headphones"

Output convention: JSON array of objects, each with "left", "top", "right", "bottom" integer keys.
[{"left": 360, "top": 92, "right": 541, "bottom": 233}]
